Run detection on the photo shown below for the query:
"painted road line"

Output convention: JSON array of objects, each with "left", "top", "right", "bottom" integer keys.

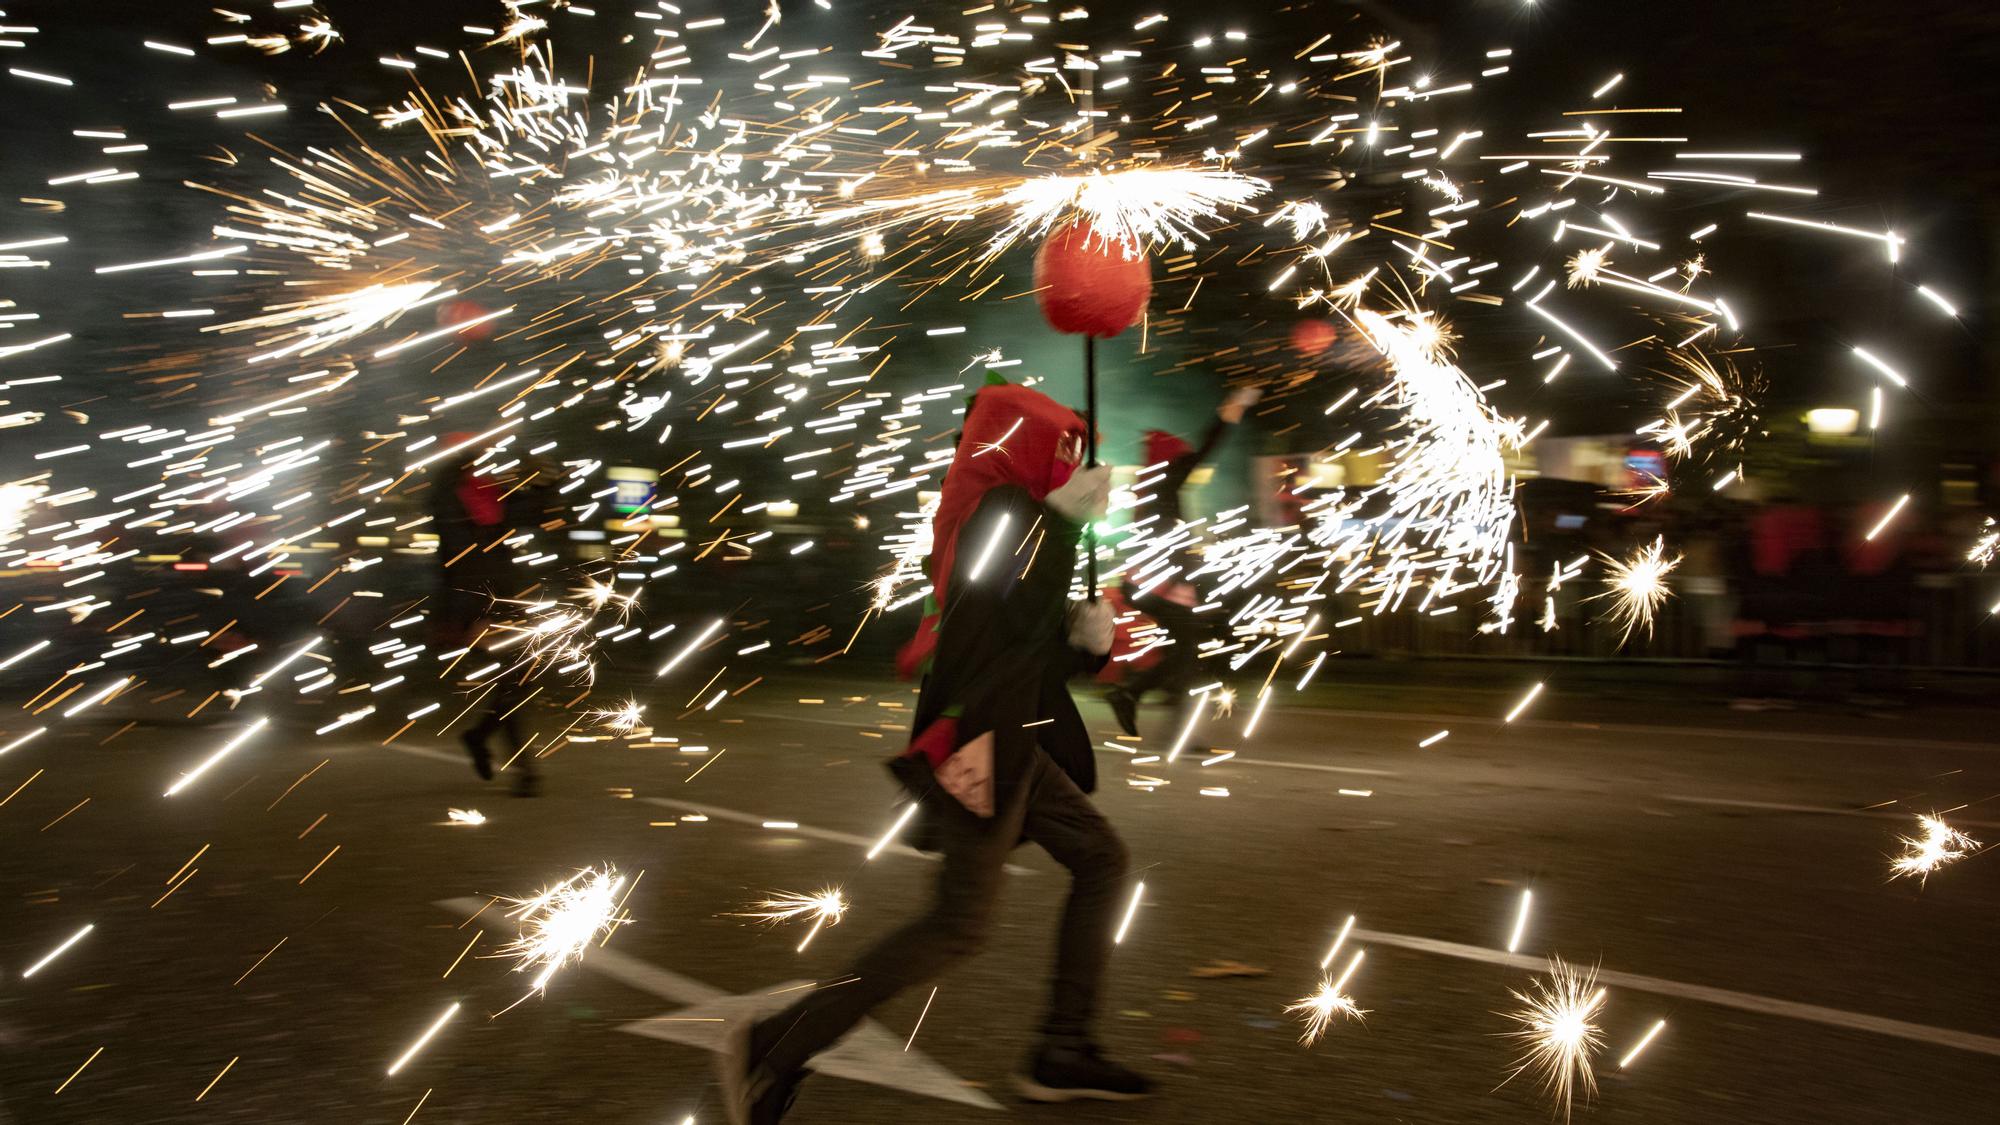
[
  {"left": 1280, "top": 704, "right": 1999, "bottom": 754},
  {"left": 384, "top": 743, "right": 1032, "bottom": 873},
  {"left": 714, "top": 708, "right": 1403, "bottom": 778},
  {"left": 1660, "top": 795, "right": 2000, "bottom": 830},
  {"left": 678, "top": 675, "right": 1998, "bottom": 754},
  {"left": 1228, "top": 755, "right": 1399, "bottom": 778},
  {"left": 386, "top": 742, "right": 480, "bottom": 768},
  {"left": 1354, "top": 928, "right": 2000, "bottom": 1058},
  {"left": 640, "top": 797, "right": 1035, "bottom": 876}
]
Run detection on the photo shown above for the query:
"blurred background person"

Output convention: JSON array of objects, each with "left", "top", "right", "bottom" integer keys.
[{"left": 1106, "top": 387, "right": 1258, "bottom": 739}]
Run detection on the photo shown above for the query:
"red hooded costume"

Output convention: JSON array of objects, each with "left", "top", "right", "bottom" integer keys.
[
  {"left": 898, "top": 382, "right": 1088, "bottom": 679},
  {"left": 889, "top": 381, "right": 1102, "bottom": 828}
]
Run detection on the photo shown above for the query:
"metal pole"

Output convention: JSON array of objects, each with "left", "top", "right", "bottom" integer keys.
[{"left": 1085, "top": 334, "right": 1099, "bottom": 599}]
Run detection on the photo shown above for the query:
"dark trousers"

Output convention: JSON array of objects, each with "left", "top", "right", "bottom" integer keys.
[
  {"left": 466, "top": 680, "right": 536, "bottom": 776},
  {"left": 1126, "top": 591, "right": 1202, "bottom": 702},
  {"left": 757, "top": 749, "right": 1130, "bottom": 1074}
]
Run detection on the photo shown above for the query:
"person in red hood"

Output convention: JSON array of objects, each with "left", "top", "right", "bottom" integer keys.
[
  {"left": 429, "top": 434, "right": 539, "bottom": 796},
  {"left": 719, "top": 381, "right": 1149, "bottom": 1124},
  {"left": 1105, "top": 388, "right": 1257, "bottom": 738}
]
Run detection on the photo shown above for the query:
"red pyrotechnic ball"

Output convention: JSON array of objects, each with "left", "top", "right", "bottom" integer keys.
[
  {"left": 435, "top": 299, "right": 497, "bottom": 342},
  {"left": 1033, "top": 220, "right": 1152, "bottom": 338},
  {"left": 1290, "top": 318, "right": 1338, "bottom": 356}
]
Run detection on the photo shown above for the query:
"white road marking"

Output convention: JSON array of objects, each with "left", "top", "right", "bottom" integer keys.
[
  {"left": 1284, "top": 704, "right": 1998, "bottom": 753},
  {"left": 386, "top": 742, "right": 491, "bottom": 768},
  {"left": 1661, "top": 795, "right": 2000, "bottom": 829},
  {"left": 434, "top": 898, "right": 999, "bottom": 1110},
  {"left": 639, "top": 796, "right": 1035, "bottom": 876},
  {"left": 1226, "top": 755, "right": 1398, "bottom": 778},
  {"left": 728, "top": 679, "right": 1996, "bottom": 753},
  {"left": 720, "top": 708, "right": 1401, "bottom": 777},
  {"left": 1354, "top": 928, "right": 2000, "bottom": 1058},
  {"left": 380, "top": 744, "right": 1035, "bottom": 874}
]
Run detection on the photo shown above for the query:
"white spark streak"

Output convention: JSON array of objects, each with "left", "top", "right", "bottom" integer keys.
[
  {"left": 164, "top": 718, "right": 270, "bottom": 797},
  {"left": 385, "top": 1002, "right": 460, "bottom": 1076},
  {"left": 1112, "top": 880, "right": 1145, "bottom": 944},
  {"left": 20, "top": 923, "right": 93, "bottom": 978}
]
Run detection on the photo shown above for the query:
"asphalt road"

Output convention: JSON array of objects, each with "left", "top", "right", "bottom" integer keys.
[{"left": 2, "top": 670, "right": 1997, "bottom": 1124}]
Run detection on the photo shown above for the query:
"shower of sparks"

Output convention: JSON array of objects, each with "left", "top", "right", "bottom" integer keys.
[
  {"left": 1888, "top": 815, "right": 1981, "bottom": 884},
  {"left": 1287, "top": 949, "right": 1369, "bottom": 1045},
  {"left": 1591, "top": 536, "right": 1680, "bottom": 643},
  {"left": 741, "top": 888, "right": 849, "bottom": 951},
  {"left": 446, "top": 808, "right": 486, "bottom": 827},
  {"left": 1498, "top": 958, "right": 1608, "bottom": 1121},
  {"left": 984, "top": 167, "right": 1269, "bottom": 260},
  {"left": 496, "top": 866, "right": 630, "bottom": 994},
  {"left": 0, "top": 3, "right": 1969, "bottom": 1108},
  {"left": 1641, "top": 350, "right": 1764, "bottom": 474}
]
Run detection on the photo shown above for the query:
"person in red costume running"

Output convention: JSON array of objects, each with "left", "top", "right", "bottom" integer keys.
[{"left": 717, "top": 380, "right": 1146, "bottom": 1124}]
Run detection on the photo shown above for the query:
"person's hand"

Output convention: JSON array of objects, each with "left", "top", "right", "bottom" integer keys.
[
  {"left": 1219, "top": 386, "right": 1262, "bottom": 425},
  {"left": 1046, "top": 465, "right": 1111, "bottom": 524},
  {"left": 1067, "top": 598, "right": 1115, "bottom": 655}
]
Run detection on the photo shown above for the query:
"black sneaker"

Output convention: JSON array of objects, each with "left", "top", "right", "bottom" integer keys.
[
  {"left": 1105, "top": 688, "right": 1141, "bottom": 738},
  {"left": 717, "top": 1016, "right": 804, "bottom": 1125},
  {"left": 461, "top": 732, "right": 493, "bottom": 780},
  {"left": 1014, "top": 1040, "right": 1153, "bottom": 1103}
]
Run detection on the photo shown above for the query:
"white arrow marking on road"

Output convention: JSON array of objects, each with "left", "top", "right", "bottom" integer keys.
[{"left": 436, "top": 898, "right": 1001, "bottom": 1111}]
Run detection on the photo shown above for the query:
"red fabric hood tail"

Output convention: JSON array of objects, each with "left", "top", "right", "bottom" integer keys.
[{"left": 899, "top": 383, "right": 1086, "bottom": 680}]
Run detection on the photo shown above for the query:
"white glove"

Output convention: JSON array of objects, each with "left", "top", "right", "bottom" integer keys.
[
  {"left": 1219, "top": 386, "right": 1262, "bottom": 424},
  {"left": 1067, "top": 598, "right": 1115, "bottom": 655},
  {"left": 1046, "top": 465, "right": 1111, "bottom": 524}
]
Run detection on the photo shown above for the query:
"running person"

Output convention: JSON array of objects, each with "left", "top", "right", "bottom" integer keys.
[{"left": 718, "top": 381, "right": 1148, "bottom": 1123}]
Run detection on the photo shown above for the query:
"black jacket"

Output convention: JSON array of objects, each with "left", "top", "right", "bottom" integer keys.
[{"left": 890, "top": 483, "right": 1099, "bottom": 817}]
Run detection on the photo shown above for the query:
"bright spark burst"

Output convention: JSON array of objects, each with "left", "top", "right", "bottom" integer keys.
[
  {"left": 1591, "top": 536, "right": 1680, "bottom": 643},
  {"left": 497, "top": 865, "right": 629, "bottom": 993},
  {"left": 1968, "top": 518, "right": 1999, "bottom": 567},
  {"left": 1498, "top": 958, "right": 1608, "bottom": 1122},
  {"left": 1888, "top": 815, "right": 1981, "bottom": 884},
  {"left": 593, "top": 698, "right": 645, "bottom": 732},
  {"left": 740, "top": 887, "right": 848, "bottom": 951},
  {"left": 1287, "top": 949, "right": 1368, "bottom": 1045},
  {"left": 1565, "top": 246, "right": 1611, "bottom": 288}
]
